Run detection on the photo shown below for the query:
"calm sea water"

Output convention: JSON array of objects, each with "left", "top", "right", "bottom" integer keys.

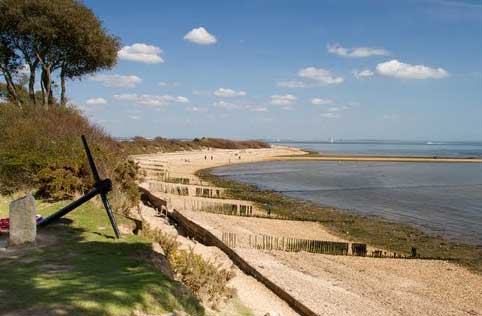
[
  {"left": 274, "top": 141, "right": 482, "bottom": 158},
  {"left": 213, "top": 157, "right": 482, "bottom": 246}
]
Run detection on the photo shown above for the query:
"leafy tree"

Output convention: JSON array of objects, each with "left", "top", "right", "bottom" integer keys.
[
  {"left": 0, "top": 19, "right": 21, "bottom": 107},
  {"left": 57, "top": 2, "right": 119, "bottom": 105},
  {"left": 0, "top": 0, "right": 119, "bottom": 106}
]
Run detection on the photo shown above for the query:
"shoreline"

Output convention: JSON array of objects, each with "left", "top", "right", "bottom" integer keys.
[
  {"left": 277, "top": 154, "right": 482, "bottom": 163},
  {"left": 134, "top": 146, "right": 482, "bottom": 271},
  {"left": 197, "top": 167, "right": 482, "bottom": 268},
  {"left": 190, "top": 147, "right": 482, "bottom": 273},
  {"left": 134, "top": 146, "right": 482, "bottom": 315},
  {"left": 205, "top": 156, "right": 482, "bottom": 248}
]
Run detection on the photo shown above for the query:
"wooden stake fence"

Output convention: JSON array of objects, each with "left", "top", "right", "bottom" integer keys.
[
  {"left": 222, "top": 231, "right": 423, "bottom": 259},
  {"left": 238, "top": 232, "right": 349, "bottom": 255}
]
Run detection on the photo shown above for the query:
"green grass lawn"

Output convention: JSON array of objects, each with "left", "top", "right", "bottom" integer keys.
[{"left": 0, "top": 195, "right": 204, "bottom": 316}]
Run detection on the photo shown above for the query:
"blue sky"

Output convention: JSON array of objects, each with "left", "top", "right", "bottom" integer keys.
[{"left": 68, "top": 0, "right": 482, "bottom": 141}]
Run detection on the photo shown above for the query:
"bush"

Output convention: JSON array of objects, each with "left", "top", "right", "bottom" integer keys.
[
  {"left": 0, "top": 102, "right": 139, "bottom": 213},
  {"left": 118, "top": 136, "right": 270, "bottom": 155},
  {"left": 170, "top": 247, "right": 235, "bottom": 308},
  {"left": 143, "top": 225, "right": 235, "bottom": 309}
]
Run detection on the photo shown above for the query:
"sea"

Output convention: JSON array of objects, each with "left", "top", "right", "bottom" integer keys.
[{"left": 212, "top": 141, "right": 482, "bottom": 246}]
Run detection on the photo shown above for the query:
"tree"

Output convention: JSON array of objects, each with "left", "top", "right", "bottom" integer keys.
[
  {"left": 0, "top": 0, "right": 119, "bottom": 106},
  {"left": 0, "top": 33, "right": 21, "bottom": 107},
  {"left": 56, "top": 2, "right": 119, "bottom": 105}
]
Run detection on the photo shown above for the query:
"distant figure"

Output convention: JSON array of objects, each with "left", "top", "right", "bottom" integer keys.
[
  {"left": 239, "top": 155, "right": 241, "bottom": 160},
  {"left": 211, "top": 155, "right": 213, "bottom": 160},
  {"left": 204, "top": 155, "right": 207, "bottom": 160}
]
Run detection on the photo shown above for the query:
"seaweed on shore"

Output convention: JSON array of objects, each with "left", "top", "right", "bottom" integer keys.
[{"left": 196, "top": 168, "right": 482, "bottom": 274}]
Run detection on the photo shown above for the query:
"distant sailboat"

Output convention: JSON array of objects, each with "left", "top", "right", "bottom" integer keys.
[{"left": 330, "top": 137, "right": 335, "bottom": 143}]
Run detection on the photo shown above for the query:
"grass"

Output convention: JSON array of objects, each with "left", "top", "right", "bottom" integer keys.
[
  {"left": 197, "top": 169, "right": 482, "bottom": 274},
  {"left": 0, "top": 196, "right": 204, "bottom": 316}
]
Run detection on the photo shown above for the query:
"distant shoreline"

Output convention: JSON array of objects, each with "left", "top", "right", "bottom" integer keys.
[{"left": 275, "top": 153, "right": 482, "bottom": 163}]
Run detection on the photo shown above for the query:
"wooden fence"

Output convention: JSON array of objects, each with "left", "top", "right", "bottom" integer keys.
[
  {"left": 223, "top": 232, "right": 349, "bottom": 255},
  {"left": 221, "top": 231, "right": 427, "bottom": 259},
  {"left": 200, "top": 203, "right": 255, "bottom": 216}
]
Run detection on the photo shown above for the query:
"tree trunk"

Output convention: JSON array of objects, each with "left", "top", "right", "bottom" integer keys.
[
  {"left": 60, "top": 67, "right": 66, "bottom": 106},
  {"left": 40, "top": 66, "right": 54, "bottom": 106},
  {"left": 40, "top": 73, "right": 46, "bottom": 106},
  {"left": 28, "top": 61, "right": 38, "bottom": 105},
  {"left": 41, "top": 68, "right": 49, "bottom": 107},
  {"left": 2, "top": 71, "right": 21, "bottom": 107}
]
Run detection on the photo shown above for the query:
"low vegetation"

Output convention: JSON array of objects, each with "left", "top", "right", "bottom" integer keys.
[
  {"left": 0, "top": 102, "right": 265, "bottom": 314},
  {"left": 141, "top": 222, "right": 236, "bottom": 309},
  {"left": 0, "top": 200, "right": 204, "bottom": 316},
  {"left": 197, "top": 168, "right": 482, "bottom": 273},
  {"left": 120, "top": 136, "right": 269, "bottom": 155},
  {"left": 0, "top": 102, "right": 269, "bottom": 208},
  {"left": 0, "top": 103, "right": 140, "bottom": 214}
]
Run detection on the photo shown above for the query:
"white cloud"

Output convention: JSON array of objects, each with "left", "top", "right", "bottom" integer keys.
[
  {"left": 213, "top": 100, "right": 243, "bottom": 110},
  {"left": 118, "top": 43, "right": 164, "bottom": 64},
  {"left": 326, "top": 106, "right": 348, "bottom": 112},
  {"left": 112, "top": 94, "right": 138, "bottom": 101},
  {"left": 318, "top": 104, "right": 349, "bottom": 119},
  {"left": 176, "top": 96, "right": 189, "bottom": 103},
  {"left": 376, "top": 59, "right": 449, "bottom": 79},
  {"left": 113, "top": 94, "right": 189, "bottom": 107},
  {"left": 187, "top": 106, "right": 208, "bottom": 112},
  {"left": 90, "top": 74, "right": 142, "bottom": 88},
  {"left": 270, "top": 94, "right": 297, "bottom": 106},
  {"left": 276, "top": 80, "right": 307, "bottom": 88},
  {"left": 213, "top": 88, "right": 247, "bottom": 97},
  {"left": 311, "top": 98, "right": 334, "bottom": 105},
  {"left": 184, "top": 27, "right": 217, "bottom": 45},
  {"left": 129, "top": 115, "right": 141, "bottom": 120},
  {"left": 159, "top": 81, "right": 180, "bottom": 87},
  {"left": 250, "top": 107, "right": 268, "bottom": 112},
  {"left": 320, "top": 112, "right": 340, "bottom": 119},
  {"left": 382, "top": 114, "right": 398, "bottom": 120},
  {"left": 352, "top": 69, "right": 374, "bottom": 79},
  {"left": 327, "top": 43, "right": 389, "bottom": 58},
  {"left": 298, "top": 67, "right": 344, "bottom": 85},
  {"left": 85, "top": 98, "right": 108, "bottom": 105}
]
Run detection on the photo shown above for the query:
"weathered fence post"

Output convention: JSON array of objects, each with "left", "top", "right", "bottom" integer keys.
[
  {"left": 411, "top": 247, "right": 417, "bottom": 258},
  {"left": 9, "top": 194, "right": 36, "bottom": 246}
]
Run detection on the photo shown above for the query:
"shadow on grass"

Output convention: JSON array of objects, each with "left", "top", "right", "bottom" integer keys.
[{"left": 0, "top": 223, "right": 204, "bottom": 316}]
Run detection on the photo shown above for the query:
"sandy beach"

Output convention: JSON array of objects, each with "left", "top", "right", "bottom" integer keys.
[{"left": 134, "top": 146, "right": 482, "bottom": 316}]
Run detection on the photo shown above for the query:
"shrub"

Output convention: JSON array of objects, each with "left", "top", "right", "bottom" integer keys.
[
  {"left": 0, "top": 102, "right": 139, "bottom": 213},
  {"left": 170, "top": 247, "right": 235, "bottom": 308},
  {"left": 118, "top": 136, "right": 270, "bottom": 155},
  {"left": 142, "top": 224, "right": 235, "bottom": 309}
]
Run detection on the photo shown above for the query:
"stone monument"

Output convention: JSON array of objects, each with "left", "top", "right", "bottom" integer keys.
[{"left": 9, "top": 194, "right": 36, "bottom": 246}]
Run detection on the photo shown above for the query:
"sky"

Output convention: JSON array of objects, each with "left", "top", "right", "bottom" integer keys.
[{"left": 67, "top": 0, "right": 482, "bottom": 141}]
